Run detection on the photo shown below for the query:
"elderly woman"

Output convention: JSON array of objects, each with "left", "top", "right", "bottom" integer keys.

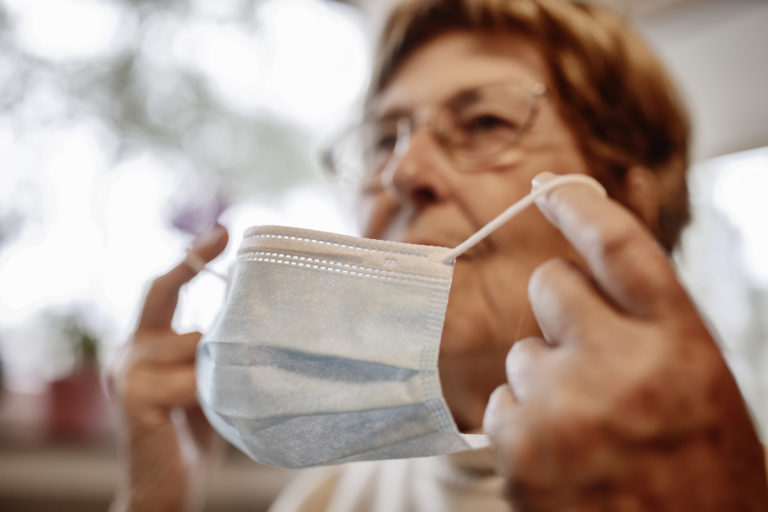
[{"left": 110, "top": 0, "right": 768, "bottom": 510}]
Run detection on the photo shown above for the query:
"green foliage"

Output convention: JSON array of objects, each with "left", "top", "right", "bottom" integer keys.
[
  {"left": 60, "top": 314, "right": 101, "bottom": 365},
  {"left": 1, "top": 0, "right": 325, "bottom": 202}
]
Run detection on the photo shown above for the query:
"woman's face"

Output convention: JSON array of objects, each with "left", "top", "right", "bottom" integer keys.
[{"left": 360, "top": 31, "right": 594, "bottom": 428}]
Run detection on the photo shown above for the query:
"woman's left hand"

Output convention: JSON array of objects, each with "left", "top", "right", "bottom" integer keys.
[{"left": 483, "top": 175, "right": 768, "bottom": 511}]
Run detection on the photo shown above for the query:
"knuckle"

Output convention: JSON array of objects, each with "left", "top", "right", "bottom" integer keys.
[
  {"left": 531, "top": 257, "right": 563, "bottom": 282},
  {"left": 529, "top": 258, "right": 569, "bottom": 296},
  {"left": 587, "top": 217, "right": 680, "bottom": 300},
  {"left": 506, "top": 338, "right": 535, "bottom": 372},
  {"left": 588, "top": 216, "right": 663, "bottom": 280},
  {"left": 120, "top": 373, "right": 147, "bottom": 409},
  {"left": 588, "top": 216, "right": 644, "bottom": 262},
  {"left": 148, "top": 274, "right": 170, "bottom": 294},
  {"left": 505, "top": 337, "right": 549, "bottom": 399},
  {"left": 507, "top": 337, "right": 531, "bottom": 360}
]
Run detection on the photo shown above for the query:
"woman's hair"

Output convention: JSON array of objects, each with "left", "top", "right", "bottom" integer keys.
[{"left": 370, "top": 0, "right": 691, "bottom": 251}]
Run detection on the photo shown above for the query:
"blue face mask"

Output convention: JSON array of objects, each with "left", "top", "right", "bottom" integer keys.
[{"left": 194, "top": 174, "right": 606, "bottom": 468}]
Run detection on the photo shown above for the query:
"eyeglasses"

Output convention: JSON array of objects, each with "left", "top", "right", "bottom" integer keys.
[{"left": 321, "top": 81, "right": 547, "bottom": 192}]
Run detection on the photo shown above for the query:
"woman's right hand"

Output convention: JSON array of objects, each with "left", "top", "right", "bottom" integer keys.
[{"left": 109, "top": 225, "right": 229, "bottom": 512}]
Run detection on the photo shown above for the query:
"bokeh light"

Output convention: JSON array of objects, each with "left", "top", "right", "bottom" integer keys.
[{"left": 0, "top": 0, "right": 365, "bottom": 391}]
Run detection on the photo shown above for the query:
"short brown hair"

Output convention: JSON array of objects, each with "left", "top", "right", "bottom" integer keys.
[{"left": 370, "top": 0, "right": 691, "bottom": 251}]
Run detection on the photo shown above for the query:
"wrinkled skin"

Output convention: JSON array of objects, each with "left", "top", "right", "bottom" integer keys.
[
  {"left": 482, "top": 174, "right": 768, "bottom": 511},
  {"left": 362, "top": 32, "right": 598, "bottom": 432},
  {"left": 109, "top": 30, "right": 768, "bottom": 512},
  {"left": 109, "top": 226, "right": 228, "bottom": 512}
]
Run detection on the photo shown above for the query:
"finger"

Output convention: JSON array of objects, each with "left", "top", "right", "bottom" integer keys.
[
  {"left": 484, "top": 385, "right": 549, "bottom": 487},
  {"left": 528, "top": 258, "right": 620, "bottom": 346},
  {"left": 125, "top": 365, "right": 198, "bottom": 409},
  {"left": 532, "top": 172, "right": 686, "bottom": 319},
  {"left": 505, "top": 336, "right": 553, "bottom": 401},
  {"left": 137, "top": 225, "right": 228, "bottom": 331},
  {"left": 132, "top": 332, "right": 202, "bottom": 364},
  {"left": 483, "top": 383, "right": 520, "bottom": 442},
  {"left": 485, "top": 385, "right": 567, "bottom": 499}
]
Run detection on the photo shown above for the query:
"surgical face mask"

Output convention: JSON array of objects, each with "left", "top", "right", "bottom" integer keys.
[{"left": 194, "top": 175, "right": 605, "bottom": 468}]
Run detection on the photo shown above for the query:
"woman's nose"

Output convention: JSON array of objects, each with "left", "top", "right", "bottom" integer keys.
[{"left": 386, "top": 128, "right": 454, "bottom": 209}]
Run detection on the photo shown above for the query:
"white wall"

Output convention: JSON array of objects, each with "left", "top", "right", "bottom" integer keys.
[
  {"left": 359, "top": 0, "right": 768, "bottom": 160},
  {"left": 635, "top": 0, "right": 768, "bottom": 160}
]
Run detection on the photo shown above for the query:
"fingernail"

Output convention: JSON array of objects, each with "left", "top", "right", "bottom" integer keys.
[
  {"left": 193, "top": 225, "right": 225, "bottom": 250},
  {"left": 531, "top": 171, "right": 556, "bottom": 190}
]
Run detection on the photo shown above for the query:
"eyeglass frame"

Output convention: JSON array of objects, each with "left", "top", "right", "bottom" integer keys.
[{"left": 321, "top": 80, "right": 549, "bottom": 192}]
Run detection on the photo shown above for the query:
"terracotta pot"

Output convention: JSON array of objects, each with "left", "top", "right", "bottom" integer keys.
[{"left": 47, "top": 364, "right": 111, "bottom": 442}]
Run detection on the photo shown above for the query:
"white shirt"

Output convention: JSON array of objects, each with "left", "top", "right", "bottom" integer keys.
[{"left": 268, "top": 449, "right": 509, "bottom": 512}]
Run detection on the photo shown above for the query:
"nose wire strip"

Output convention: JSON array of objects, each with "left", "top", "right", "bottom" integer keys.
[
  {"left": 182, "top": 175, "right": 606, "bottom": 277},
  {"left": 439, "top": 174, "right": 607, "bottom": 263}
]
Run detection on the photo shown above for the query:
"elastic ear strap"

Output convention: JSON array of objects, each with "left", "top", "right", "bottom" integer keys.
[
  {"left": 460, "top": 433, "right": 491, "bottom": 449},
  {"left": 184, "top": 249, "right": 230, "bottom": 283},
  {"left": 440, "top": 174, "right": 607, "bottom": 262}
]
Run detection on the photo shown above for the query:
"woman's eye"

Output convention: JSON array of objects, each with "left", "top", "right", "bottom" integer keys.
[
  {"left": 374, "top": 133, "right": 398, "bottom": 151},
  {"left": 367, "top": 120, "right": 400, "bottom": 154},
  {"left": 465, "top": 115, "right": 514, "bottom": 132}
]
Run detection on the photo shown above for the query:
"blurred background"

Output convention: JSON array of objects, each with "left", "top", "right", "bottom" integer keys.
[{"left": 0, "top": 0, "right": 766, "bottom": 510}]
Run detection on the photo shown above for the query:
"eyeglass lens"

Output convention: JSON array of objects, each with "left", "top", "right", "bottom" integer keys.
[{"left": 331, "top": 83, "right": 539, "bottom": 190}]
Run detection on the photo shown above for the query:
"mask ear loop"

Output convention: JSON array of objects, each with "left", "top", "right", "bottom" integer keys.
[
  {"left": 183, "top": 249, "right": 230, "bottom": 283},
  {"left": 439, "top": 174, "right": 607, "bottom": 263}
]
